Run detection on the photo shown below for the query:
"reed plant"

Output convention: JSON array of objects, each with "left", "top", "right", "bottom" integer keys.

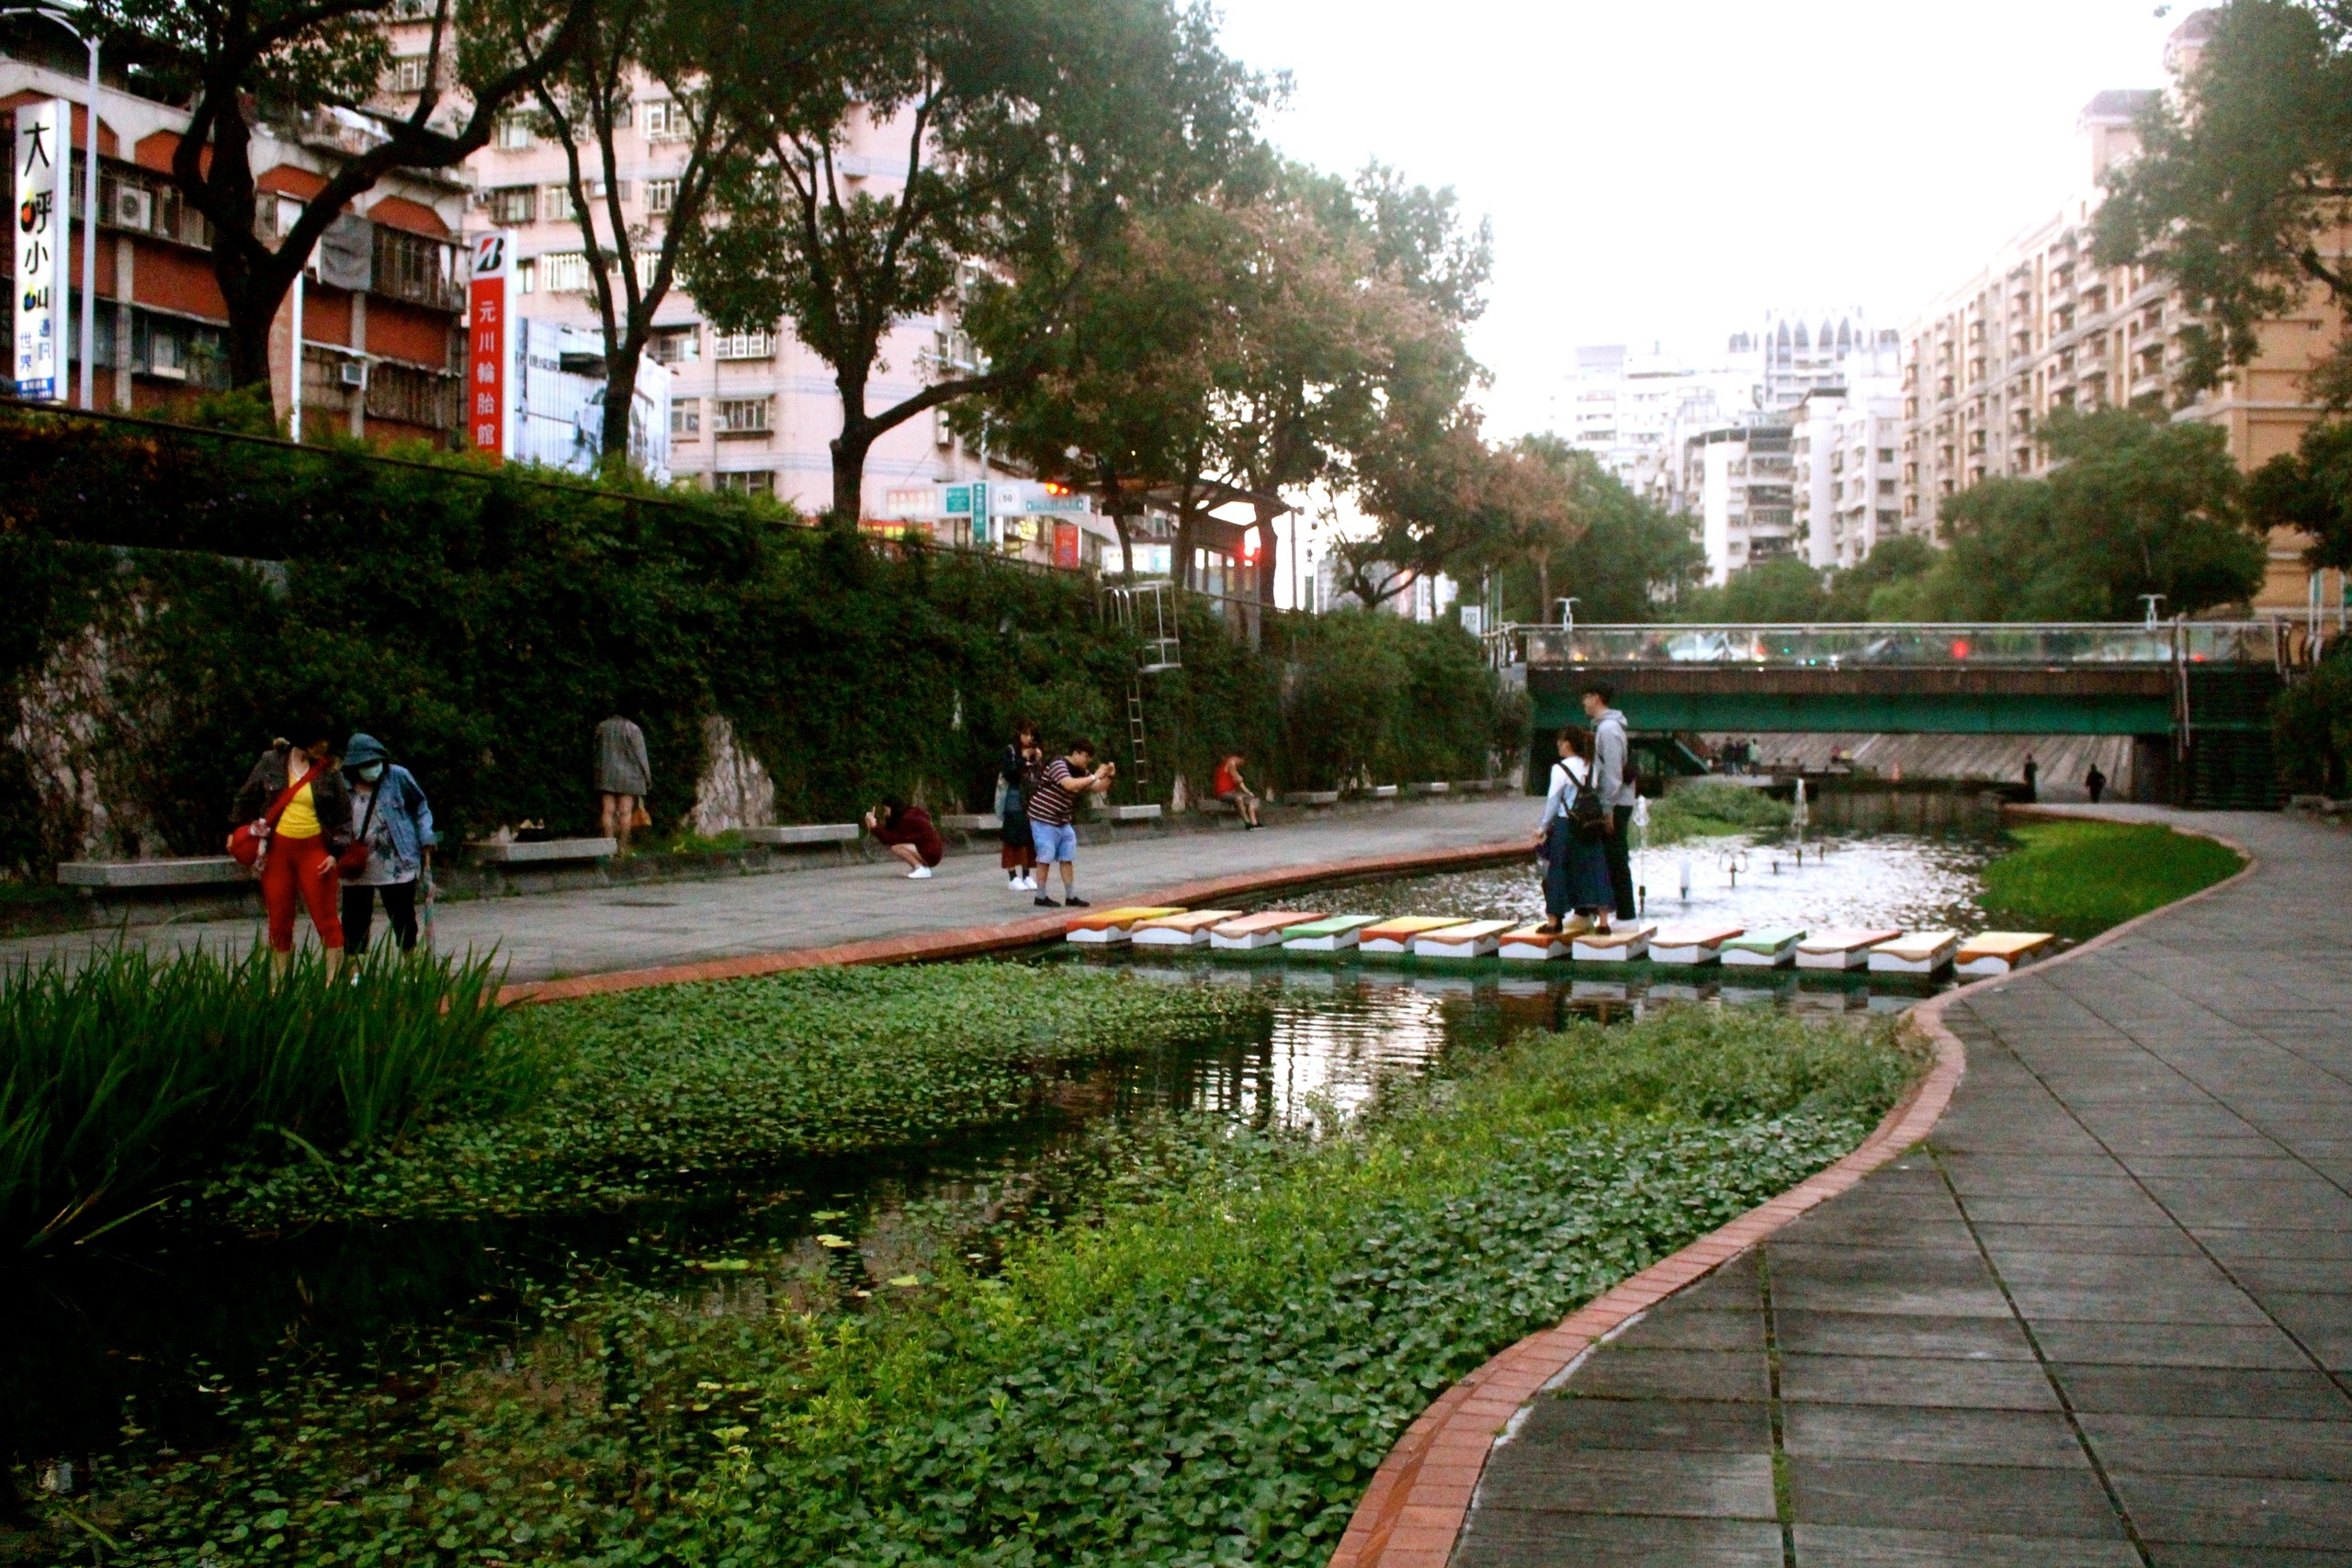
[{"left": 0, "top": 943, "right": 515, "bottom": 1250}]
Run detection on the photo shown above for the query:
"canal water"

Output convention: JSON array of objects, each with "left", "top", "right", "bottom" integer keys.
[{"left": 3, "top": 824, "right": 2001, "bottom": 1488}]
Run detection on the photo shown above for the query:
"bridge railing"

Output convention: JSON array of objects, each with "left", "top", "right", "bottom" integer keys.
[{"left": 1505, "top": 621, "right": 2281, "bottom": 668}]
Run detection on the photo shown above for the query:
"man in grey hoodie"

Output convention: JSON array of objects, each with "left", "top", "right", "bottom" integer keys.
[{"left": 1581, "top": 682, "right": 1640, "bottom": 920}]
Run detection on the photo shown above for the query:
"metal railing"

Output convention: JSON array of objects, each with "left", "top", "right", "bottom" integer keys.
[{"left": 1502, "top": 621, "right": 2284, "bottom": 668}]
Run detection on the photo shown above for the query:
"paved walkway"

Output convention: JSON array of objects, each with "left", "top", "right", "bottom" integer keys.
[
  {"left": 1455, "top": 807, "right": 2352, "bottom": 1567},
  {"left": 0, "top": 798, "right": 1531, "bottom": 983}
]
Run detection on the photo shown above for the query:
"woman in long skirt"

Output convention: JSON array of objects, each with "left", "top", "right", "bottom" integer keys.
[{"left": 1536, "top": 727, "right": 1615, "bottom": 935}]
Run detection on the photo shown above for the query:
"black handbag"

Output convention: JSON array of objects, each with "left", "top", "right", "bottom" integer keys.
[{"left": 1567, "top": 773, "right": 1610, "bottom": 840}]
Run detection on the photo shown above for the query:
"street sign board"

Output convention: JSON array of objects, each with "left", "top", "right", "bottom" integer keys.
[{"left": 12, "top": 99, "right": 65, "bottom": 401}]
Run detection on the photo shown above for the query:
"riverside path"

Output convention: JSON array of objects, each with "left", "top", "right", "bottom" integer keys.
[
  {"left": 0, "top": 796, "right": 1532, "bottom": 985},
  {"left": 1447, "top": 804, "right": 2352, "bottom": 1567}
]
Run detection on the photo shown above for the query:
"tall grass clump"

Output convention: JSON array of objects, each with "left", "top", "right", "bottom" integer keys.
[
  {"left": 0, "top": 944, "right": 515, "bottom": 1248},
  {"left": 1645, "top": 779, "right": 1795, "bottom": 844}
]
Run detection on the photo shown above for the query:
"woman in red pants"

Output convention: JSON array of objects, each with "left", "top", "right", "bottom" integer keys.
[{"left": 231, "top": 709, "right": 354, "bottom": 980}]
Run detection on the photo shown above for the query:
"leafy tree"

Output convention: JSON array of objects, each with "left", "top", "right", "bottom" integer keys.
[
  {"left": 1336, "top": 412, "right": 1510, "bottom": 608},
  {"left": 2094, "top": 0, "right": 2352, "bottom": 399},
  {"left": 682, "top": 0, "right": 1262, "bottom": 522},
  {"left": 2252, "top": 418, "right": 2352, "bottom": 569},
  {"left": 1912, "top": 408, "right": 2263, "bottom": 618},
  {"left": 1822, "top": 534, "right": 1938, "bottom": 620},
  {"left": 1674, "top": 557, "right": 1830, "bottom": 623},
  {"left": 90, "top": 0, "right": 595, "bottom": 390},
  {"left": 1544, "top": 483, "right": 1707, "bottom": 622},
  {"left": 526, "top": 0, "right": 814, "bottom": 459}
]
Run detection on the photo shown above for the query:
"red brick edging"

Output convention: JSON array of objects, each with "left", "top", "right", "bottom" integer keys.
[
  {"left": 497, "top": 838, "right": 1531, "bottom": 1006},
  {"left": 1325, "top": 805, "right": 2262, "bottom": 1568}
]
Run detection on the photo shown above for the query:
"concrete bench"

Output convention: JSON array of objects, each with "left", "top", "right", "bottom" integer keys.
[
  {"left": 1093, "top": 803, "right": 1162, "bottom": 822},
  {"left": 1411, "top": 781, "right": 1452, "bottom": 795},
  {"left": 471, "top": 837, "right": 617, "bottom": 863},
  {"left": 1283, "top": 790, "right": 1341, "bottom": 807},
  {"left": 1366, "top": 784, "right": 1400, "bottom": 799},
  {"left": 938, "top": 813, "right": 1003, "bottom": 832},
  {"left": 58, "top": 856, "right": 247, "bottom": 888},
  {"left": 740, "top": 823, "right": 861, "bottom": 846}
]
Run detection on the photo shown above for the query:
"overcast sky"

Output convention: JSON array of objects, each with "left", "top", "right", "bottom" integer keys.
[{"left": 1212, "top": 0, "right": 2190, "bottom": 441}]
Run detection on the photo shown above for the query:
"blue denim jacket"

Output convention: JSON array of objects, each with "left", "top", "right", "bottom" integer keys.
[{"left": 355, "top": 765, "right": 436, "bottom": 879}]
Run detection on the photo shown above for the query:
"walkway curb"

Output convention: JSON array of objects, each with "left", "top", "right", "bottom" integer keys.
[
  {"left": 497, "top": 838, "right": 1530, "bottom": 1006},
  {"left": 1325, "top": 807, "right": 2260, "bottom": 1568}
]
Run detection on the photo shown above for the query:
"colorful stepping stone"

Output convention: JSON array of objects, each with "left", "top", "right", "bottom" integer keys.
[
  {"left": 1649, "top": 923, "right": 1745, "bottom": 965},
  {"left": 1722, "top": 927, "right": 1806, "bottom": 967},
  {"left": 1280, "top": 914, "right": 1382, "bottom": 953},
  {"left": 1498, "top": 917, "right": 1587, "bottom": 962},
  {"left": 1954, "top": 931, "right": 2059, "bottom": 976},
  {"left": 1795, "top": 928, "right": 1904, "bottom": 971},
  {"left": 1130, "top": 909, "right": 1247, "bottom": 947},
  {"left": 1869, "top": 930, "right": 1962, "bottom": 974},
  {"left": 1361, "top": 916, "right": 1470, "bottom": 955},
  {"left": 1572, "top": 923, "right": 1657, "bottom": 962},
  {"left": 1064, "top": 906, "right": 1184, "bottom": 944},
  {"left": 1412, "top": 919, "right": 1515, "bottom": 958},
  {"left": 1209, "top": 910, "right": 1325, "bottom": 951}
]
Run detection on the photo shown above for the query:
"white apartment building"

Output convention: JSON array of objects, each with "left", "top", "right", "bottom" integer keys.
[
  {"left": 1751, "top": 308, "right": 1901, "bottom": 411},
  {"left": 1792, "top": 388, "right": 1904, "bottom": 570},
  {"left": 1563, "top": 340, "right": 1762, "bottom": 504},
  {"left": 1689, "top": 420, "right": 1795, "bottom": 584}
]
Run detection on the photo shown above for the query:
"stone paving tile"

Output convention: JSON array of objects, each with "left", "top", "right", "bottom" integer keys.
[
  {"left": 1787, "top": 1524, "right": 2141, "bottom": 1566},
  {"left": 2053, "top": 1363, "right": 2352, "bottom": 1420},
  {"left": 1779, "top": 1354, "right": 2060, "bottom": 1410},
  {"left": 1566, "top": 1347, "right": 1771, "bottom": 1403},
  {"left": 1781, "top": 1404, "right": 2085, "bottom": 1468},
  {"left": 2029, "top": 1320, "right": 2316, "bottom": 1369},
  {"left": 1473, "top": 1450, "right": 1775, "bottom": 1518},
  {"left": 1512, "top": 1394, "right": 1770, "bottom": 1452},
  {"left": 1453, "top": 1511, "right": 1783, "bottom": 1567},
  {"left": 1968, "top": 1222, "right": 2209, "bottom": 1258},
  {"left": 1607, "top": 1309, "right": 1764, "bottom": 1352},
  {"left": 1786, "top": 1457, "right": 2125, "bottom": 1538},
  {"left": 2078, "top": 1414, "right": 2352, "bottom": 1480},
  {"left": 2002, "top": 1281, "right": 2278, "bottom": 1326},
  {"left": 2146, "top": 1547, "right": 2352, "bottom": 1567},
  {"left": 2110, "top": 1472, "right": 2352, "bottom": 1551},
  {"left": 1770, "top": 1309, "right": 2035, "bottom": 1362}
]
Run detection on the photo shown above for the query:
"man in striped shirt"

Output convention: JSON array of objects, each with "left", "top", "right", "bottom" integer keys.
[{"left": 1028, "top": 739, "right": 1116, "bottom": 908}]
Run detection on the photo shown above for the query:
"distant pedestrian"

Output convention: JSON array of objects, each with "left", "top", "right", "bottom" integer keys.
[
  {"left": 1027, "top": 739, "right": 1115, "bottom": 908},
  {"left": 594, "top": 714, "right": 652, "bottom": 852},
  {"left": 1580, "top": 681, "right": 1640, "bottom": 922},
  {"left": 999, "top": 722, "right": 1041, "bottom": 891},
  {"left": 2022, "top": 750, "right": 2040, "bottom": 804},
  {"left": 1534, "top": 727, "right": 1613, "bottom": 935},
  {"left": 231, "top": 707, "right": 351, "bottom": 981},
  {"left": 2085, "top": 761, "right": 2106, "bottom": 804},
  {"left": 339, "top": 732, "right": 435, "bottom": 954},
  {"left": 865, "top": 799, "right": 945, "bottom": 880},
  {"left": 1212, "top": 750, "right": 1262, "bottom": 829}
]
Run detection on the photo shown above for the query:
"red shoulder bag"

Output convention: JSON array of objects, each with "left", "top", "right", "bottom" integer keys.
[{"left": 228, "top": 760, "right": 324, "bottom": 871}]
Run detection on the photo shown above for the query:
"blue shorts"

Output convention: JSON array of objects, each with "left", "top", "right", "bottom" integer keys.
[{"left": 1030, "top": 820, "right": 1078, "bottom": 863}]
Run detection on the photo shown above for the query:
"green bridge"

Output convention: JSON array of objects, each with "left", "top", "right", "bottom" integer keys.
[{"left": 1514, "top": 622, "right": 2287, "bottom": 810}]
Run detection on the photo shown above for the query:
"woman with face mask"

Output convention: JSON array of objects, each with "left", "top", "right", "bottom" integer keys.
[{"left": 339, "top": 732, "right": 437, "bottom": 954}]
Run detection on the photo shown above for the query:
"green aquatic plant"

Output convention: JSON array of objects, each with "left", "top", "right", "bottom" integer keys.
[
  {"left": 0, "top": 944, "right": 514, "bottom": 1249},
  {"left": 42, "top": 1008, "right": 1916, "bottom": 1566},
  {"left": 223, "top": 961, "right": 1271, "bottom": 1225},
  {"left": 1645, "top": 780, "right": 1794, "bottom": 845},
  {"left": 1978, "top": 819, "right": 2244, "bottom": 940}
]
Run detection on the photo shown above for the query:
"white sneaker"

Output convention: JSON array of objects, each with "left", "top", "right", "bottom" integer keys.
[
  {"left": 1016, "top": 874, "right": 1035, "bottom": 890},
  {"left": 907, "top": 865, "right": 933, "bottom": 879}
]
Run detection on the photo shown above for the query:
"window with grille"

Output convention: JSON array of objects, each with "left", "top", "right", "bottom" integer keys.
[
  {"left": 486, "top": 186, "right": 535, "bottom": 226},
  {"left": 390, "top": 55, "right": 432, "bottom": 93},
  {"left": 650, "top": 326, "right": 700, "bottom": 365},
  {"left": 715, "top": 397, "right": 772, "bottom": 435},
  {"left": 539, "top": 253, "right": 591, "bottom": 292},
  {"left": 494, "top": 116, "right": 534, "bottom": 151},
  {"left": 671, "top": 398, "right": 701, "bottom": 439},
  {"left": 639, "top": 99, "right": 690, "bottom": 141},
  {"left": 646, "top": 179, "right": 678, "bottom": 214},
  {"left": 712, "top": 328, "right": 775, "bottom": 361},
  {"left": 718, "top": 470, "right": 775, "bottom": 497}
]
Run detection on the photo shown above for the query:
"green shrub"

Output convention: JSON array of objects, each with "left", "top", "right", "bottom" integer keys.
[
  {"left": 0, "top": 944, "right": 514, "bottom": 1249},
  {"left": 1645, "top": 780, "right": 1794, "bottom": 844},
  {"left": 2277, "top": 650, "right": 2352, "bottom": 797},
  {"left": 1978, "top": 819, "right": 2244, "bottom": 940}
]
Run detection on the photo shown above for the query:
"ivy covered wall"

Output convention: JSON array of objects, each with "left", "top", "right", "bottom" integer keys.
[{"left": 0, "top": 411, "right": 1521, "bottom": 874}]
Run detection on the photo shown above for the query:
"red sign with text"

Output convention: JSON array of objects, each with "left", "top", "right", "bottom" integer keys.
[
  {"left": 467, "top": 233, "right": 507, "bottom": 459},
  {"left": 1053, "top": 521, "right": 1080, "bottom": 570}
]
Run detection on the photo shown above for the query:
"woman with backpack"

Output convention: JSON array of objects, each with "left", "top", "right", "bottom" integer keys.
[
  {"left": 229, "top": 708, "right": 353, "bottom": 980},
  {"left": 1533, "top": 726, "right": 1613, "bottom": 937},
  {"left": 339, "top": 732, "right": 436, "bottom": 955}
]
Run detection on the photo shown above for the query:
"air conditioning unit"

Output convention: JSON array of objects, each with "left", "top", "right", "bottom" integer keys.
[
  {"left": 339, "top": 361, "right": 367, "bottom": 389},
  {"left": 114, "top": 186, "right": 153, "bottom": 231}
]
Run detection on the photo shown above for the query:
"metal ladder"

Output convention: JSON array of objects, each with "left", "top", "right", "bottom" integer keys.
[
  {"left": 1125, "top": 678, "right": 1152, "bottom": 787},
  {"left": 1102, "top": 581, "right": 1179, "bottom": 791}
]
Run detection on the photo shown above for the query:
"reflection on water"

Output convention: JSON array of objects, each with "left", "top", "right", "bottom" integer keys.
[{"left": 5, "top": 829, "right": 1990, "bottom": 1472}]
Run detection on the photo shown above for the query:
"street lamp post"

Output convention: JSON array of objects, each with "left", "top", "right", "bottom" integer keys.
[
  {"left": 4, "top": 5, "right": 100, "bottom": 411},
  {"left": 1555, "top": 596, "right": 1579, "bottom": 630}
]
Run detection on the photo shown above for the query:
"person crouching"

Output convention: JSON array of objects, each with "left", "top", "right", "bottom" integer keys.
[{"left": 865, "top": 799, "right": 945, "bottom": 880}]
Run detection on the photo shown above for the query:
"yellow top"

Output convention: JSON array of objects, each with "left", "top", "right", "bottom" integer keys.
[{"left": 277, "top": 780, "right": 322, "bottom": 840}]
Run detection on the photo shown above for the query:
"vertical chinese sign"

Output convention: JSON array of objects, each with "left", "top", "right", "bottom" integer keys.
[
  {"left": 1053, "top": 522, "right": 1080, "bottom": 570},
  {"left": 13, "top": 99, "right": 64, "bottom": 401},
  {"left": 467, "top": 233, "right": 507, "bottom": 458}
]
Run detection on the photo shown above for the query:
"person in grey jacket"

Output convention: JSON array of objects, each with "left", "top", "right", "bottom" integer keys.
[
  {"left": 594, "top": 714, "right": 652, "bottom": 852},
  {"left": 340, "top": 732, "right": 435, "bottom": 953},
  {"left": 1580, "top": 681, "right": 1640, "bottom": 921}
]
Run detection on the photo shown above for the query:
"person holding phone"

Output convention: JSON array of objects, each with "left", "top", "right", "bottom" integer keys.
[{"left": 1026, "top": 739, "right": 1115, "bottom": 908}]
